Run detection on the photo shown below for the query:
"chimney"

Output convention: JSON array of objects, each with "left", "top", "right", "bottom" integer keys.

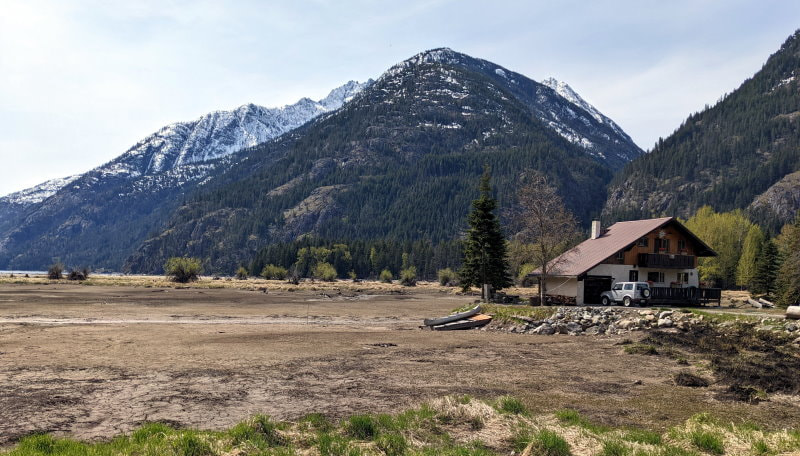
[{"left": 591, "top": 220, "right": 602, "bottom": 239}]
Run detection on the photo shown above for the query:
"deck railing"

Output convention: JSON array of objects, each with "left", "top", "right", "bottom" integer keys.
[
  {"left": 637, "top": 253, "right": 695, "bottom": 269},
  {"left": 649, "top": 287, "right": 721, "bottom": 306}
]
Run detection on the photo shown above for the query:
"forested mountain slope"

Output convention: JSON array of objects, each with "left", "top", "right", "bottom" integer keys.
[
  {"left": 125, "top": 48, "right": 643, "bottom": 273},
  {"left": 0, "top": 81, "right": 369, "bottom": 270},
  {"left": 604, "top": 30, "right": 800, "bottom": 230}
]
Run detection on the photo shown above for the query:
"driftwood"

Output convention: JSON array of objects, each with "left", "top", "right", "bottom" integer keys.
[
  {"left": 758, "top": 298, "right": 775, "bottom": 308},
  {"left": 786, "top": 306, "right": 800, "bottom": 320},
  {"left": 747, "top": 299, "right": 762, "bottom": 309}
]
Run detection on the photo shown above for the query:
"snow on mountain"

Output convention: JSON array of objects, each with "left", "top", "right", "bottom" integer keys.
[
  {"left": 100, "top": 79, "right": 372, "bottom": 178},
  {"left": 0, "top": 80, "right": 371, "bottom": 206},
  {"left": 0, "top": 175, "right": 80, "bottom": 206},
  {"left": 381, "top": 48, "right": 642, "bottom": 167},
  {"left": 541, "top": 77, "right": 628, "bottom": 139}
]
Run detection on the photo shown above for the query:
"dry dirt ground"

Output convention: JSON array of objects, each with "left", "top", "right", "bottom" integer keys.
[{"left": 1, "top": 283, "right": 798, "bottom": 446}]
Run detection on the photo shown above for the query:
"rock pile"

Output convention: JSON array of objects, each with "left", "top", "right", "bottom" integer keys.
[{"left": 502, "top": 307, "right": 702, "bottom": 336}]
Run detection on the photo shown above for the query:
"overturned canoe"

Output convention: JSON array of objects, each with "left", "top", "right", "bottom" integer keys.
[
  {"left": 433, "top": 313, "right": 492, "bottom": 331},
  {"left": 423, "top": 305, "right": 481, "bottom": 327}
]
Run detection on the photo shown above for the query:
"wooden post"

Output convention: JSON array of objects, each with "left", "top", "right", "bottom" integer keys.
[{"left": 482, "top": 284, "right": 492, "bottom": 303}]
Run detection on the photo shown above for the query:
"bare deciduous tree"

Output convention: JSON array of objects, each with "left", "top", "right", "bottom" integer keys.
[{"left": 510, "top": 171, "right": 580, "bottom": 305}]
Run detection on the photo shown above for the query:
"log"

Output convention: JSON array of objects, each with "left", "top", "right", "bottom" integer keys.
[
  {"left": 758, "top": 298, "right": 775, "bottom": 308},
  {"left": 747, "top": 299, "right": 762, "bottom": 309},
  {"left": 786, "top": 306, "right": 800, "bottom": 320}
]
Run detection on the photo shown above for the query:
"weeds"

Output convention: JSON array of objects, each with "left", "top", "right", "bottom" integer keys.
[
  {"left": 598, "top": 440, "right": 630, "bottom": 456},
  {"left": 688, "top": 430, "right": 724, "bottom": 455},
  {"left": 554, "top": 409, "right": 609, "bottom": 434},
  {"left": 345, "top": 415, "right": 378, "bottom": 440},
  {"left": 623, "top": 429, "right": 662, "bottom": 445},
  {"left": 496, "top": 396, "right": 527, "bottom": 416},
  {"left": 623, "top": 344, "right": 659, "bottom": 355}
]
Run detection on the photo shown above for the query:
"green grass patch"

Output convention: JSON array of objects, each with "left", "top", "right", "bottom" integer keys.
[
  {"left": 376, "top": 432, "right": 407, "bottom": 456},
  {"left": 529, "top": 429, "right": 572, "bottom": 456},
  {"left": 598, "top": 440, "right": 631, "bottom": 456},
  {"left": 554, "top": 409, "right": 609, "bottom": 434},
  {"left": 345, "top": 414, "right": 378, "bottom": 440},
  {"left": 751, "top": 439, "right": 771, "bottom": 455},
  {"left": 623, "top": 429, "right": 663, "bottom": 445},
  {"left": 496, "top": 396, "right": 528, "bottom": 416},
  {"left": 688, "top": 430, "right": 724, "bottom": 455}
]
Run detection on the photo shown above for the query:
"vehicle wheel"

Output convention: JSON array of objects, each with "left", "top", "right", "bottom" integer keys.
[
  {"left": 623, "top": 296, "right": 632, "bottom": 307},
  {"left": 642, "top": 288, "right": 651, "bottom": 299},
  {"left": 601, "top": 296, "right": 610, "bottom": 306}
]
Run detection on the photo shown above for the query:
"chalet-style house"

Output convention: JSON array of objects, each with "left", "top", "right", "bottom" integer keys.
[{"left": 537, "top": 217, "right": 717, "bottom": 305}]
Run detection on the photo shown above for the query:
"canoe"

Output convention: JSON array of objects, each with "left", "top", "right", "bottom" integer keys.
[
  {"left": 423, "top": 305, "right": 481, "bottom": 327},
  {"left": 432, "top": 313, "right": 492, "bottom": 331}
]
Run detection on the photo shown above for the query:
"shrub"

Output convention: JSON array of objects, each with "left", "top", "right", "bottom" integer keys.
[
  {"left": 623, "top": 344, "right": 659, "bottom": 355},
  {"left": 164, "top": 257, "right": 203, "bottom": 283},
  {"left": 438, "top": 268, "right": 457, "bottom": 286},
  {"left": 400, "top": 266, "right": 417, "bottom": 286},
  {"left": 67, "top": 267, "right": 90, "bottom": 281},
  {"left": 261, "top": 264, "right": 288, "bottom": 280},
  {"left": 132, "top": 422, "right": 173, "bottom": 443},
  {"left": 689, "top": 430, "right": 724, "bottom": 455},
  {"left": 235, "top": 266, "right": 248, "bottom": 280},
  {"left": 313, "top": 262, "right": 338, "bottom": 281},
  {"left": 379, "top": 269, "right": 393, "bottom": 283},
  {"left": 47, "top": 262, "right": 64, "bottom": 280},
  {"left": 346, "top": 415, "right": 378, "bottom": 440},
  {"left": 517, "top": 263, "right": 537, "bottom": 286}
]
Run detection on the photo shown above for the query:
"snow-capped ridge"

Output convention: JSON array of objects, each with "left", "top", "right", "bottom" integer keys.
[
  {"left": 541, "top": 77, "right": 630, "bottom": 140},
  {"left": 0, "top": 175, "right": 80, "bottom": 205}
]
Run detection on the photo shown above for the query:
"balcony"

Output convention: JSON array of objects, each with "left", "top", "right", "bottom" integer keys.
[{"left": 637, "top": 253, "right": 695, "bottom": 269}]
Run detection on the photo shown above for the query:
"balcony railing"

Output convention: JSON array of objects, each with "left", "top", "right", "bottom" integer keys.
[
  {"left": 637, "top": 253, "right": 695, "bottom": 269},
  {"left": 649, "top": 287, "right": 722, "bottom": 306}
]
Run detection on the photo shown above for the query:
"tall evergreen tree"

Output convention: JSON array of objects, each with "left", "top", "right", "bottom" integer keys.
[
  {"left": 736, "top": 224, "right": 766, "bottom": 289},
  {"left": 776, "top": 214, "right": 800, "bottom": 307},
  {"left": 752, "top": 239, "right": 779, "bottom": 297},
  {"left": 460, "top": 167, "right": 512, "bottom": 292}
]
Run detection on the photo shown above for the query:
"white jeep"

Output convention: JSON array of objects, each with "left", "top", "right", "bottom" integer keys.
[{"left": 600, "top": 281, "right": 651, "bottom": 307}]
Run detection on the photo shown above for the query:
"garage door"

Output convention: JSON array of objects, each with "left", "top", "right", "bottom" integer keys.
[{"left": 583, "top": 276, "right": 613, "bottom": 304}]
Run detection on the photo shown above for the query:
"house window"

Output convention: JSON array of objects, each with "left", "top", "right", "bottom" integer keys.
[
  {"left": 678, "top": 239, "right": 686, "bottom": 252},
  {"left": 656, "top": 239, "right": 670, "bottom": 253},
  {"left": 647, "top": 271, "right": 665, "bottom": 283},
  {"left": 677, "top": 272, "right": 689, "bottom": 283},
  {"left": 629, "top": 270, "right": 639, "bottom": 282},
  {"left": 616, "top": 250, "right": 624, "bottom": 261},
  {"left": 637, "top": 237, "right": 649, "bottom": 247}
]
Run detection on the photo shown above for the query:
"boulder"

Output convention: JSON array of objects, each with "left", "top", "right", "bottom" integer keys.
[
  {"left": 786, "top": 323, "right": 798, "bottom": 332},
  {"left": 532, "top": 324, "right": 555, "bottom": 335},
  {"left": 639, "top": 310, "right": 655, "bottom": 316},
  {"left": 617, "top": 319, "right": 636, "bottom": 329},
  {"left": 565, "top": 322, "right": 583, "bottom": 334},
  {"left": 657, "top": 318, "right": 673, "bottom": 328},
  {"left": 584, "top": 325, "right": 602, "bottom": 335},
  {"left": 786, "top": 306, "right": 800, "bottom": 320},
  {"left": 658, "top": 311, "right": 674, "bottom": 320}
]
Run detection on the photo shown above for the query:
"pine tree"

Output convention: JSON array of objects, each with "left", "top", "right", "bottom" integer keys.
[
  {"left": 776, "top": 214, "right": 800, "bottom": 307},
  {"left": 736, "top": 224, "right": 765, "bottom": 289},
  {"left": 459, "top": 166, "right": 512, "bottom": 292},
  {"left": 752, "top": 239, "right": 779, "bottom": 297}
]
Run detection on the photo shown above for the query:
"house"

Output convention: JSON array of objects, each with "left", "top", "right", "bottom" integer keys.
[{"left": 533, "top": 217, "right": 717, "bottom": 305}]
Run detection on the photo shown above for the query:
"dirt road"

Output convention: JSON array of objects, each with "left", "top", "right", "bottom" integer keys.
[{"left": 1, "top": 284, "right": 797, "bottom": 445}]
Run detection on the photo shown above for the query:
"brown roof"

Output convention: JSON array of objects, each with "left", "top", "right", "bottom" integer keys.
[{"left": 535, "top": 217, "right": 716, "bottom": 278}]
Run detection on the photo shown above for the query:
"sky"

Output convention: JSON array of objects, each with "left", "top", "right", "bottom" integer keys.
[{"left": 1, "top": 0, "right": 799, "bottom": 196}]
